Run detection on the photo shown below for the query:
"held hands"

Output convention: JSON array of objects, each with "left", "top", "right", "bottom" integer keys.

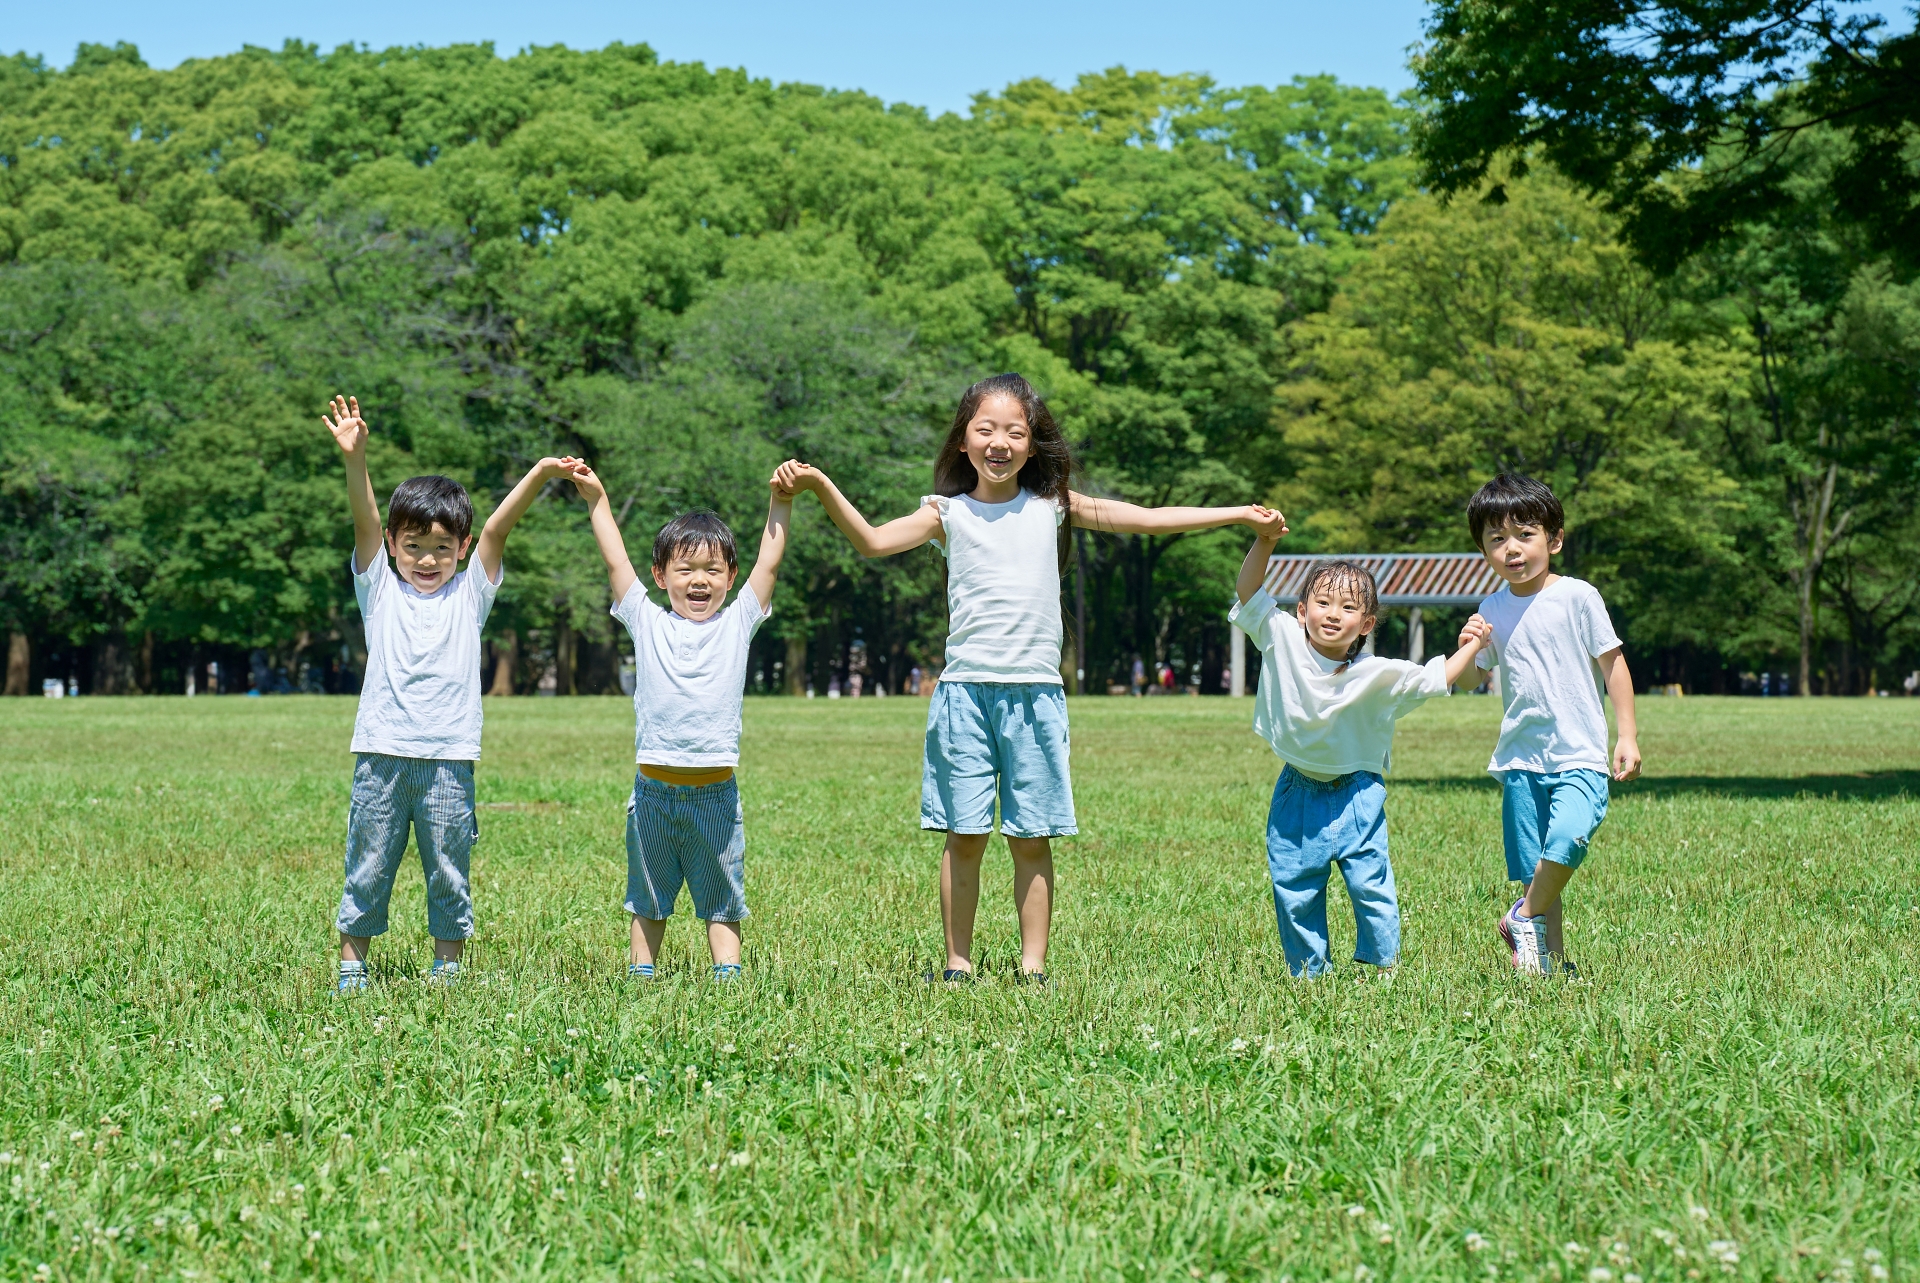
[
  {"left": 321, "top": 396, "right": 368, "bottom": 456},
  {"left": 771, "top": 460, "right": 823, "bottom": 497},
  {"left": 534, "top": 456, "right": 583, "bottom": 482},
  {"left": 1244, "top": 504, "right": 1288, "bottom": 540},
  {"left": 563, "top": 460, "right": 607, "bottom": 504},
  {"left": 1457, "top": 613, "right": 1493, "bottom": 652}
]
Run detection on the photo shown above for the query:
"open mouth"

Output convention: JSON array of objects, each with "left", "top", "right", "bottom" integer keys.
[{"left": 982, "top": 453, "right": 1013, "bottom": 470}]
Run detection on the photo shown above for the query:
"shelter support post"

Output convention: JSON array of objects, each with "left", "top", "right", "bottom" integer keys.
[{"left": 1230, "top": 620, "right": 1245, "bottom": 697}]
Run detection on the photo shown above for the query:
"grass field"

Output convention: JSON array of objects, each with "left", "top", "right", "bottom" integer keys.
[{"left": 1, "top": 694, "right": 1917, "bottom": 1282}]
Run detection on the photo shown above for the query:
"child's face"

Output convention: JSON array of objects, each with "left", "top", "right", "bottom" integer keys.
[
  {"left": 1295, "top": 584, "right": 1375, "bottom": 662},
  {"left": 963, "top": 394, "right": 1032, "bottom": 492},
  {"left": 653, "top": 542, "right": 736, "bottom": 622},
  {"left": 1480, "top": 518, "right": 1563, "bottom": 587},
  {"left": 386, "top": 522, "right": 471, "bottom": 593}
]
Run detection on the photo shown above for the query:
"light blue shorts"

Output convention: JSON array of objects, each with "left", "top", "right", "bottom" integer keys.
[
  {"left": 336, "top": 754, "right": 477, "bottom": 941},
  {"left": 1500, "top": 768, "right": 1609, "bottom": 883},
  {"left": 1265, "top": 765, "right": 1398, "bottom": 976},
  {"left": 625, "top": 774, "right": 748, "bottom": 923},
  {"left": 920, "top": 681, "right": 1076, "bottom": 839}
]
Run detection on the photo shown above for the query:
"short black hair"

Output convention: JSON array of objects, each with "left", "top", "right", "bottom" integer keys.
[
  {"left": 1298, "top": 560, "right": 1379, "bottom": 660},
  {"left": 1467, "top": 473, "right": 1564, "bottom": 547},
  {"left": 652, "top": 510, "right": 737, "bottom": 573},
  {"left": 386, "top": 475, "right": 474, "bottom": 541}
]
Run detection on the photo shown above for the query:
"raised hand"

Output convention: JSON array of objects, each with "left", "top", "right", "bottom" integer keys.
[
  {"left": 771, "top": 460, "right": 823, "bottom": 496},
  {"left": 321, "top": 396, "right": 368, "bottom": 456},
  {"left": 534, "top": 455, "right": 581, "bottom": 481},
  {"left": 1245, "top": 504, "right": 1289, "bottom": 540},
  {"left": 1458, "top": 613, "right": 1493, "bottom": 651},
  {"left": 566, "top": 461, "right": 608, "bottom": 504}
]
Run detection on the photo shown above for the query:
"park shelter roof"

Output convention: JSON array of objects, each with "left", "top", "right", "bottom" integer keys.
[{"left": 1263, "top": 553, "right": 1504, "bottom": 607}]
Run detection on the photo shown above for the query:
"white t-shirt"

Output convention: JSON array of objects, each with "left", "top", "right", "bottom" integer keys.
[
  {"left": 349, "top": 555, "right": 500, "bottom": 760},
  {"left": 1473, "top": 577, "right": 1622, "bottom": 775},
  {"left": 925, "top": 490, "right": 1065, "bottom": 685},
  {"left": 1229, "top": 589, "right": 1450, "bottom": 776},
  {"left": 611, "top": 581, "right": 770, "bottom": 768}
]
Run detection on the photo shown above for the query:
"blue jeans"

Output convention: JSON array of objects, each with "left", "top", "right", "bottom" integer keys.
[
  {"left": 1500, "top": 768, "right": 1609, "bottom": 883},
  {"left": 625, "top": 774, "right": 748, "bottom": 922},
  {"left": 336, "top": 754, "right": 477, "bottom": 941},
  {"left": 920, "top": 681, "right": 1076, "bottom": 838},
  {"left": 1264, "top": 765, "right": 1399, "bottom": 976}
]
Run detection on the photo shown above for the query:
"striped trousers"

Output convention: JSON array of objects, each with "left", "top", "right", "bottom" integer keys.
[{"left": 625, "top": 773, "right": 748, "bottom": 922}]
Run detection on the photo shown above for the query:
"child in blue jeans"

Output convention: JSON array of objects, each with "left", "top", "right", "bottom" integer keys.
[{"left": 1231, "top": 543, "right": 1490, "bottom": 976}]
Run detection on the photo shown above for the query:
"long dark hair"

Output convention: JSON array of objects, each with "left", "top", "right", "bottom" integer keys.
[{"left": 933, "top": 373, "right": 1074, "bottom": 571}]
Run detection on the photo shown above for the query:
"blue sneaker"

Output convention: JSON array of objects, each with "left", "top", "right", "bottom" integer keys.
[
  {"left": 425, "top": 959, "right": 463, "bottom": 986},
  {"left": 336, "top": 961, "right": 369, "bottom": 994},
  {"left": 1499, "top": 899, "right": 1553, "bottom": 976}
]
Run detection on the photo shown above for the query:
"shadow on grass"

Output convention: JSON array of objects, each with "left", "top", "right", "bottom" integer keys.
[{"left": 1396, "top": 772, "right": 1920, "bottom": 801}]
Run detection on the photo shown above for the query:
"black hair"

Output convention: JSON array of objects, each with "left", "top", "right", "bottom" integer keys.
[
  {"left": 652, "top": 510, "right": 737, "bottom": 573},
  {"left": 1298, "top": 560, "right": 1379, "bottom": 660},
  {"left": 1467, "top": 473, "right": 1564, "bottom": 547},
  {"left": 933, "top": 372, "right": 1074, "bottom": 571},
  {"left": 386, "top": 475, "right": 473, "bottom": 541}
]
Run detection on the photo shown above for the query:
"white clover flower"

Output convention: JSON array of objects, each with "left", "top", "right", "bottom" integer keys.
[
  {"left": 1347, "top": 1204, "right": 1367, "bottom": 1219},
  {"left": 1589, "top": 1269, "right": 1613, "bottom": 1281},
  {"left": 1624, "top": 1274, "right": 1643, "bottom": 1283},
  {"left": 70, "top": 1131, "right": 85, "bottom": 1143},
  {"left": 729, "top": 1151, "right": 751, "bottom": 1167},
  {"left": 1464, "top": 1231, "right": 1490, "bottom": 1253},
  {"left": 1869, "top": 1266, "right": 1889, "bottom": 1281},
  {"left": 566, "top": 1029, "right": 581, "bottom": 1039},
  {"left": 229, "top": 1125, "right": 241, "bottom": 1137},
  {"left": 1565, "top": 1242, "right": 1587, "bottom": 1257},
  {"left": 1149, "top": 1041, "right": 1163, "bottom": 1052},
  {"left": 1354, "top": 1266, "right": 1372, "bottom": 1282},
  {"left": 722, "top": 1043, "right": 736, "bottom": 1054},
  {"left": 1864, "top": 1250, "right": 1883, "bottom": 1263},
  {"left": 1689, "top": 1206, "right": 1710, "bottom": 1221}
]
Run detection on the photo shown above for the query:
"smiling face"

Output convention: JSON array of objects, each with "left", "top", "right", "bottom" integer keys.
[
  {"left": 963, "top": 393, "right": 1033, "bottom": 499},
  {"left": 1479, "top": 518, "right": 1563, "bottom": 593},
  {"left": 1295, "top": 581, "right": 1376, "bottom": 663},
  {"left": 386, "top": 522, "right": 471, "bottom": 593},
  {"left": 652, "top": 541, "right": 737, "bottom": 622}
]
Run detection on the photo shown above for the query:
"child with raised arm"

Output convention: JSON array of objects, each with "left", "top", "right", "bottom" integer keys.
[
  {"left": 568, "top": 463, "right": 791, "bottom": 981},
  {"left": 322, "top": 396, "right": 573, "bottom": 992},
  {"left": 774, "top": 372, "right": 1286, "bottom": 985},
  {"left": 1231, "top": 545, "right": 1491, "bottom": 976},
  {"left": 1462, "top": 474, "right": 1640, "bottom": 976}
]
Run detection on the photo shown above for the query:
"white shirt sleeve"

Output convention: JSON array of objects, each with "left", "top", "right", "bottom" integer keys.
[
  {"left": 1578, "top": 584, "right": 1623, "bottom": 657},
  {"left": 731, "top": 583, "right": 773, "bottom": 638},
  {"left": 1228, "top": 589, "right": 1276, "bottom": 652},
  {"left": 352, "top": 553, "right": 388, "bottom": 621},
  {"left": 469, "top": 561, "right": 502, "bottom": 629},
  {"left": 609, "top": 580, "right": 658, "bottom": 639},
  {"left": 1389, "top": 654, "right": 1453, "bottom": 712},
  {"left": 921, "top": 495, "right": 951, "bottom": 555}
]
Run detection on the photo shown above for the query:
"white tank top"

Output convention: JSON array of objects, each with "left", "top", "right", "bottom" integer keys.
[{"left": 924, "top": 489, "right": 1065, "bottom": 685}]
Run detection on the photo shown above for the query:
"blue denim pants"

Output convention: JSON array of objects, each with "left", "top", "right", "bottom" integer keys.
[
  {"left": 335, "top": 754, "right": 477, "bottom": 941},
  {"left": 1264, "top": 765, "right": 1399, "bottom": 976}
]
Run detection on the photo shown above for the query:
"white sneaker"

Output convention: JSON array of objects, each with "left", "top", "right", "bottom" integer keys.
[{"left": 1499, "top": 899, "right": 1553, "bottom": 976}]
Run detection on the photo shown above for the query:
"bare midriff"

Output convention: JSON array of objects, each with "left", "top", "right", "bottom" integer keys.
[{"left": 639, "top": 763, "right": 735, "bottom": 787}]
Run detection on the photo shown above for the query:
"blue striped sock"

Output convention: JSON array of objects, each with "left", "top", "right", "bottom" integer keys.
[
  {"left": 627, "top": 962, "right": 655, "bottom": 980},
  {"left": 711, "top": 963, "right": 742, "bottom": 981}
]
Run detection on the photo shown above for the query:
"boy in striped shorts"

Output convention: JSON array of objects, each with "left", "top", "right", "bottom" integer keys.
[
  {"left": 566, "top": 462, "right": 792, "bottom": 980},
  {"left": 321, "top": 396, "right": 573, "bottom": 991}
]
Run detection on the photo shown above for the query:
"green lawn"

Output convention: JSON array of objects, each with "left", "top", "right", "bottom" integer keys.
[{"left": 1, "top": 694, "right": 1916, "bottom": 1281}]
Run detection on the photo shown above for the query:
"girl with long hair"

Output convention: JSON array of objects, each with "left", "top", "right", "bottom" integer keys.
[{"left": 775, "top": 373, "right": 1286, "bottom": 984}]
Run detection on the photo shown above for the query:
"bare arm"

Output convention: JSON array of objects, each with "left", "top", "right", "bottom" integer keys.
[
  {"left": 772, "top": 461, "right": 943, "bottom": 557},
  {"left": 1599, "top": 646, "right": 1641, "bottom": 780},
  {"left": 1073, "top": 493, "right": 1287, "bottom": 538},
  {"left": 1456, "top": 613, "right": 1493, "bottom": 689},
  {"left": 745, "top": 481, "right": 794, "bottom": 607},
  {"left": 322, "top": 396, "right": 383, "bottom": 574},
  {"left": 1237, "top": 534, "right": 1283, "bottom": 603},
  {"left": 568, "top": 465, "right": 640, "bottom": 602},
  {"left": 475, "top": 456, "right": 577, "bottom": 584}
]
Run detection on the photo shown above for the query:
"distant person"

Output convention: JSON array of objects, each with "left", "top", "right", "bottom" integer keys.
[
  {"left": 322, "top": 396, "right": 572, "bottom": 993},
  {"left": 772, "top": 372, "right": 1284, "bottom": 985},
  {"left": 909, "top": 665, "right": 923, "bottom": 696},
  {"left": 567, "top": 464, "right": 792, "bottom": 983},
  {"left": 1232, "top": 550, "right": 1491, "bottom": 977},
  {"left": 1462, "top": 474, "right": 1641, "bottom": 976},
  {"left": 1131, "top": 656, "right": 1146, "bottom": 697}
]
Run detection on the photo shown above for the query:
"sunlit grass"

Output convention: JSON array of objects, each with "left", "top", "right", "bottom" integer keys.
[{"left": 0, "top": 694, "right": 1915, "bottom": 1280}]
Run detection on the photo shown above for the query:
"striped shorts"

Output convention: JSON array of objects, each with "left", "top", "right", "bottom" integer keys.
[
  {"left": 625, "top": 773, "right": 748, "bottom": 923},
  {"left": 336, "top": 754, "right": 477, "bottom": 941}
]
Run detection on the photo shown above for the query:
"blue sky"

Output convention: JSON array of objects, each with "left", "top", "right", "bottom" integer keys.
[{"left": 6, "top": 0, "right": 1435, "bottom": 114}]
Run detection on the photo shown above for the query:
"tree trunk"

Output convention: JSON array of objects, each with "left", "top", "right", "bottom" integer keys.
[
  {"left": 785, "top": 633, "right": 807, "bottom": 695},
  {"left": 4, "top": 633, "right": 28, "bottom": 695},
  {"left": 137, "top": 631, "right": 155, "bottom": 693},
  {"left": 556, "top": 620, "right": 577, "bottom": 696},
  {"left": 489, "top": 630, "right": 518, "bottom": 696}
]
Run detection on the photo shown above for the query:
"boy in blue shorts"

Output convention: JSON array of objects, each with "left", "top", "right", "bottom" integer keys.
[
  {"left": 566, "top": 462, "right": 791, "bottom": 981},
  {"left": 1463, "top": 474, "right": 1641, "bottom": 976}
]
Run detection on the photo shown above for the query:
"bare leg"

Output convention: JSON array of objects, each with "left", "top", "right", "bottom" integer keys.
[
  {"left": 1007, "top": 836, "right": 1055, "bottom": 974},
  {"left": 1520, "top": 860, "right": 1576, "bottom": 961},
  {"left": 630, "top": 915, "right": 667, "bottom": 967},
  {"left": 340, "top": 933, "right": 369, "bottom": 964},
  {"left": 432, "top": 937, "right": 464, "bottom": 964},
  {"left": 940, "top": 833, "right": 989, "bottom": 973},
  {"left": 707, "top": 920, "right": 743, "bottom": 967}
]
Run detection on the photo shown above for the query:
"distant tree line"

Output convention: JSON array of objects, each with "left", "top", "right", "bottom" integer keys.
[{"left": 0, "top": 36, "right": 1914, "bottom": 697}]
